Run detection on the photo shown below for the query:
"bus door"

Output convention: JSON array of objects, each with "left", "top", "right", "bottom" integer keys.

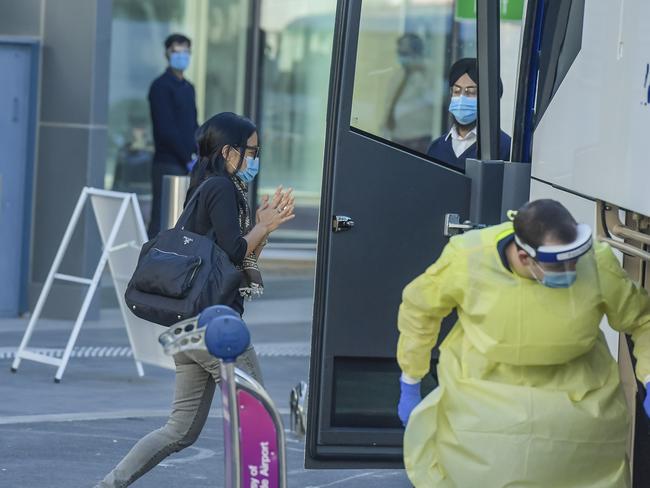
[{"left": 305, "top": 0, "right": 504, "bottom": 468}]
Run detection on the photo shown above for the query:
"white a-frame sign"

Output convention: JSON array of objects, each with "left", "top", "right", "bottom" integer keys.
[{"left": 12, "top": 188, "right": 174, "bottom": 382}]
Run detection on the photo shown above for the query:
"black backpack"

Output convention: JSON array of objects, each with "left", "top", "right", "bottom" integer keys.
[{"left": 125, "top": 180, "right": 241, "bottom": 326}]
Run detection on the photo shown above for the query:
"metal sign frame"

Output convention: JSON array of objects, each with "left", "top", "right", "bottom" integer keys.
[{"left": 11, "top": 187, "right": 173, "bottom": 382}]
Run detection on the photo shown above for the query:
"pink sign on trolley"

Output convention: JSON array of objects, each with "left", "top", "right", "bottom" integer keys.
[{"left": 238, "top": 389, "right": 280, "bottom": 487}]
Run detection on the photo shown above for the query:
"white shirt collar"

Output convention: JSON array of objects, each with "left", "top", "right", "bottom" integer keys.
[{"left": 445, "top": 125, "right": 477, "bottom": 142}]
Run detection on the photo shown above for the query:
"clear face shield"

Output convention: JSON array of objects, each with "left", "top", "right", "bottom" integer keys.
[{"left": 514, "top": 224, "right": 593, "bottom": 289}]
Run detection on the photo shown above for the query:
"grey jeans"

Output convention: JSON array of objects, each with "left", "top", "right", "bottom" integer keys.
[{"left": 94, "top": 346, "right": 263, "bottom": 488}]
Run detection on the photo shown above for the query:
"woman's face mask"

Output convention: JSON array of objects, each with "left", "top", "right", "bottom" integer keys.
[
  {"left": 227, "top": 147, "right": 260, "bottom": 183},
  {"left": 236, "top": 156, "right": 259, "bottom": 183}
]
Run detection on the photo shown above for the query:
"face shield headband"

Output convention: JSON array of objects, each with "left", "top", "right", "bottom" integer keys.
[{"left": 514, "top": 224, "right": 593, "bottom": 263}]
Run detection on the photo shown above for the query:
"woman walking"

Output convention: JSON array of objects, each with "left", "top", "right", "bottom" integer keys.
[{"left": 95, "top": 112, "right": 294, "bottom": 487}]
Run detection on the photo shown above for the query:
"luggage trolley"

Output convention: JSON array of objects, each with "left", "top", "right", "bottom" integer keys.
[{"left": 159, "top": 305, "right": 288, "bottom": 488}]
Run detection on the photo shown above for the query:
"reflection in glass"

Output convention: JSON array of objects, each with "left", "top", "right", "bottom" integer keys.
[
  {"left": 106, "top": 0, "right": 249, "bottom": 227},
  {"left": 351, "top": 0, "right": 460, "bottom": 155},
  {"left": 202, "top": 0, "right": 249, "bottom": 121},
  {"left": 258, "top": 1, "right": 336, "bottom": 242},
  {"left": 350, "top": 0, "right": 522, "bottom": 166},
  {"left": 105, "top": 0, "right": 523, "bottom": 239},
  {"left": 107, "top": 0, "right": 186, "bottom": 196},
  {"left": 381, "top": 33, "right": 435, "bottom": 154}
]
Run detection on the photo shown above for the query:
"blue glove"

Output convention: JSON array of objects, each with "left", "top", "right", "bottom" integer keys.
[
  {"left": 398, "top": 378, "right": 421, "bottom": 426},
  {"left": 644, "top": 383, "right": 650, "bottom": 418}
]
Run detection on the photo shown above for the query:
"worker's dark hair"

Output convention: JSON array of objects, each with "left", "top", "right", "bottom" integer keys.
[
  {"left": 186, "top": 112, "right": 257, "bottom": 203},
  {"left": 513, "top": 199, "right": 577, "bottom": 249},
  {"left": 397, "top": 33, "right": 424, "bottom": 56},
  {"left": 164, "top": 33, "right": 191, "bottom": 50},
  {"left": 449, "top": 57, "right": 503, "bottom": 98}
]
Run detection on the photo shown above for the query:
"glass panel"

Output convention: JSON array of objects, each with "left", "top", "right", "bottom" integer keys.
[
  {"left": 499, "top": 3, "right": 524, "bottom": 139},
  {"left": 332, "top": 357, "right": 403, "bottom": 428},
  {"left": 351, "top": 0, "right": 471, "bottom": 157},
  {"left": 257, "top": 1, "right": 337, "bottom": 243},
  {"left": 106, "top": 0, "right": 249, "bottom": 228},
  {"left": 203, "top": 0, "right": 250, "bottom": 119},
  {"left": 107, "top": 0, "right": 186, "bottom": 197},
  {"left": 350, "top": 0, "right": 522, "bottom": 162},
  {"left": 534, "top": 0, "right": 584, "bottom": 126},
  {"left": 332, "top": 357, "right": 437, "bottom": 428}
]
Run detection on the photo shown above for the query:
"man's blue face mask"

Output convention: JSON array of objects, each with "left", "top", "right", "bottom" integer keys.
[
  {"left": 540, "top": 270, "right": 578, "bottom": 288},
  {"left": 236, "top": 156, "right": 260, "bottom": 184},
  {"left": 531, "top": 261, "right": 578, "bottom": 289},
  {"left": 170, "top": 51, "right": 191, "bottom": 71},
  {"left": 449, "top": 95, "right": 477, "bottom": 125}
]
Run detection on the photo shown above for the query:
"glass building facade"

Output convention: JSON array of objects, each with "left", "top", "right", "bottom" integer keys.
[
  {"left": 106, "top": 0, "right": 252, "bottom": 207},
  {"left": 105, "top": 0, "right": 521, "bottom": 243},
  {"left": 106, "top": 0, "right": 336, "bottom": 243}
]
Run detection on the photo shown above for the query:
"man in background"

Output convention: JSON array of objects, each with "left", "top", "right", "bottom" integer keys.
[
  {"left": 427, "top": 58, "right": 511, "bottom": 171},
  {"left": 148, "top": 33, "right": 198, "bottom": 238}
]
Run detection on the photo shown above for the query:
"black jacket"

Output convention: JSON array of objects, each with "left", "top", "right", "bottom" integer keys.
[{"left": 148, "top": 69, "right": 198, "bottom": 167}]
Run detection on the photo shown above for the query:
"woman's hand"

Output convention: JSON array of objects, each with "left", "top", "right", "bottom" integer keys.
[
  {"left": 256, "top": 194, "right": 271, "bottom": 225},
  {"left": 257, "top": 186, "right": 295, "bottom": 233},
  {"left": 256, "top": 185, "right": 283, "bottom": 224},
  {"left": 244, "top": 186, "right": 294, "bottom": 255}
]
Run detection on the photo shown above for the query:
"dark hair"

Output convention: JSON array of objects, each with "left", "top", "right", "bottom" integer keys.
[
  {"left": 513, "top": 199, "right": 577, "bottom": 249},
  {"left": 164, "top": 33, "right": 191, "bottom": 50},
  {"left": 397, "top": 33, "right": 424, "bottom": 56},
  {"left": 448, "top": 57, "right": 503, "bottom": 97},
  {"left": 186, "top": 112, "right": 257, "bottom": 201}
]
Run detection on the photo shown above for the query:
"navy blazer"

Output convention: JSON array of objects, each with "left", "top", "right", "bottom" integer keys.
[{"left": 426, "top": 129, "right": 512, "bottom": 171}]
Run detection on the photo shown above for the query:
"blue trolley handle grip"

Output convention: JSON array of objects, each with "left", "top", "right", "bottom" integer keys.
[
  {"left": 203, "top": 315, "right": 251, "bottom": 362},
  {"left": 158, "top": 305, "right": 250, "bottom": 360}
]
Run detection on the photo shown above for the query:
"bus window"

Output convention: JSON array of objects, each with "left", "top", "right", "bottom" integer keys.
[{"left": 350, "top": 0, "right": 477, "bottom": 157}]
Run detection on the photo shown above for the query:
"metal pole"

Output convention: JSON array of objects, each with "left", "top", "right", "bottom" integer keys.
[
  {"left": 476, "top": 0, "right": 501, "bottom": 160},
  {"left": 160, "top": 175, "right": 190, "bottom": 231},
  {"left": 246, "top": 0, "right": 263, "bottom": 217},
  {"left": 221, "top": 361, "right": 242, "bottom": 488}
]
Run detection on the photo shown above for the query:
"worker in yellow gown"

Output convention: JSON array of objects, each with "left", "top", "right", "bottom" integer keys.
[{"left": 396, "top": 199, "right": 650, "bottom": 487}]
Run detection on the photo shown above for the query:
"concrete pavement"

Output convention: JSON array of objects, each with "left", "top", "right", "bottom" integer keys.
[{"left": 0, "top": 269, "right": 411, "bottom": 487}]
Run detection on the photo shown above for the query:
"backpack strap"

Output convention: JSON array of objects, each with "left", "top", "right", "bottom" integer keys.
[{"left": 174, "top": 177, "right": 214, "bottom": 231}]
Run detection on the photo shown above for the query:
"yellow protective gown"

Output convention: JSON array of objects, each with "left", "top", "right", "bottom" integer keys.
[{"left": 397, "top": 222, "right": 650, "bottom": 488}]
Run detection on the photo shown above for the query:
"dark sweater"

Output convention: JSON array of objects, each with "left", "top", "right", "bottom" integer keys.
[
  {"left": 427, "top": 129, "right": 512, "bottom": 171},
  {"left": 148, "top": 69, "right": 198, "bottom": 167},
  {"left": 184, "top": 177, "right": 248, "bottom": 314},
  {"left": 186, "top": 177, "right": 248, "bottom": 266}
]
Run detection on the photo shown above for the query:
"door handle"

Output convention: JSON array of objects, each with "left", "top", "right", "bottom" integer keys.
[
  {"left": 443, "top": 213, "right": 485, "bottom": 237},
  {"left": 332, "top": 215, "right": 355, "bottom": 233},
  {"left": 12, "top": 97, "right": 19, "bottom": 122}
]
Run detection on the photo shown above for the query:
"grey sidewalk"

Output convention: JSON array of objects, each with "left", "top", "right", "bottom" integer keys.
[{"left": 0, "top": 269, "right": 410, "bottom": 487}]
